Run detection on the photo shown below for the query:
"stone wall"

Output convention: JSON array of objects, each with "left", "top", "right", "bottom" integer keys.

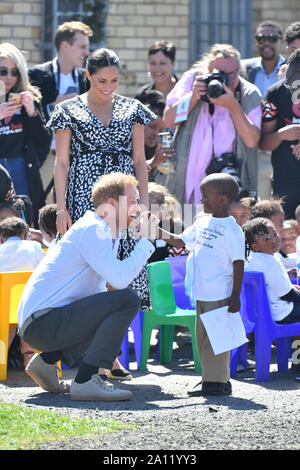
[
  {"left": 105, "top": 0, "right": 190, "bottom": 97},
  {"left": 0, "top": 0, "right": 42, "bottom": 65}
]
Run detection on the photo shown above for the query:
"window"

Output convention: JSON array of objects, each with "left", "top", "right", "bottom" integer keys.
[
  {"left": 189, "top": 0, "right": 253, "bottom": 65},
  {"left": 40, "top": 0, "right": 108, "bottom": 62}
]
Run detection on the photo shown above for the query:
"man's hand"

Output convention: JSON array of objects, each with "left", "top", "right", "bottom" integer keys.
[
  {"left": 209, "top": 83, "right": 236, "bottom": 110},
  {"left": 138, "top": 211, "right": 159, "bottom": 241},
  {"left": 227, "top": 294, "right": 241, "bottom": 313}
]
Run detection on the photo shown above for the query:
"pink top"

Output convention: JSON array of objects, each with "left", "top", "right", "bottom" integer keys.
[{"left": 166, "top": 69, "right": 262, "bottom": 204}]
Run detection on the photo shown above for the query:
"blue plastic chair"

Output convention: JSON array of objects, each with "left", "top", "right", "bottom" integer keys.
[
  {"left": 230, "top": 282, "right": 255, "bottom": 377},
  {"left": 241, "top": 271, "right": 300, "bottom": 381}
]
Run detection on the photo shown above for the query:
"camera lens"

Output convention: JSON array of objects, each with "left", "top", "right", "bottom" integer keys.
[{"left": 206, "top": 79, "right": 224, "bottom": 99}]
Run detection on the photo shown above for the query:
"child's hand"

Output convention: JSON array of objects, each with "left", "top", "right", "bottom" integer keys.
[{"left": 228, "top": 294, "right": 240, "bottom": 313}]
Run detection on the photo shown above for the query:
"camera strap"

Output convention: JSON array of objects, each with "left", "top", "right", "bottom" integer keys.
[{"left": 211, "top": 82, "right": 241, "bottom": 158}]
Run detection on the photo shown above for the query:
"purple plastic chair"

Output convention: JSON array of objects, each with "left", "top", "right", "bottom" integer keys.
[
  {"left": 241, "top": 271, "right": 300, "bottom": 381},
  {"left": 119, "top": 255, "right": 191, "bottom": 370},
  {"left": 166, "top": 255, "right": 192, "bottom": 309},
  {"left": 118, "top": 310, "right": 143, "bottom": 370}
]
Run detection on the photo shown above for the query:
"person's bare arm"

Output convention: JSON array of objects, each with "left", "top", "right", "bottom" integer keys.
[
  {"left": 228, "top": 260, "right": 244, "bottom": 313},
  {"left": 54, "top": 129, "right": 72, "bottom": 234},
  {"left": 132, "top": 124, "right": 149, "bottom": 210},
  {"left": 260, "top": 118, "right": 300, "bottom": 151},
  {"left": 158, "top": 226, "right": 186, "bottom": 248}
]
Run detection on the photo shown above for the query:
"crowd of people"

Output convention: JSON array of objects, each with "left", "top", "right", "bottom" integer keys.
[{"left": 1, "top": 18, "right": 300, "bottom": 400}]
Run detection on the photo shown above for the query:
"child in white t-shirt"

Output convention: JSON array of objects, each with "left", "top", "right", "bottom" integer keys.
[
  {"left": 160, "top": 173, "right": 245, "bottom": 397},
  {"left": 0, "top": 217, "right": 45, "bottom": 367},
  {"left": 244, "top": 217, "right": 300, "bottom": 324}
]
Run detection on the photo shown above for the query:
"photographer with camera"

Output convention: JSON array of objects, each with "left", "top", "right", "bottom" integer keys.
[{"left": 163, "top": 44, "right": 262, "bottom": 208}]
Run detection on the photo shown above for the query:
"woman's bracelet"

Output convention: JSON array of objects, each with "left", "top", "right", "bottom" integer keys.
[{"left": 56, "top": 209, "right": 67, "bottom": 215}]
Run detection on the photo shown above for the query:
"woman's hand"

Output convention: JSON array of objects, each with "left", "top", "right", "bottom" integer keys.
[
  {"left": 56, "top": 209, "right": 72, "bottom": 235},
  {"left": 20, "top": 91, "right": 36, "bottom": 117},
  {"left": 0, "top": 100, "right": 22, "bottom": 120}
]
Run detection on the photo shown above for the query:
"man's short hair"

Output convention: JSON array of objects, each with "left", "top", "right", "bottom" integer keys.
[
  {"left": 284, "top": 22, "right": 300, "bottom": 45},
  {"left": 200, "top": 173, "right": 239, "bottom": 202},
  {"left": 54, "top": 21, "right": 93, "bottom": 50},
  {"left": 256, "top": 20, "right": 283, "bottom": 37},
  {"left": 287, "top": 48, "right": 300, "bottom": 66},
  {"left": 38, "top": 204, "right": 57, "bottom": 238},
  {"left": 0, "top": 217, "right": 28, "bottom": 240},
  {"left": 92, "top": 173, "right": 138, "bottom": 209}
]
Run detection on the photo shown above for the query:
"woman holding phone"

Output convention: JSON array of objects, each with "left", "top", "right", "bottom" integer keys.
[{"left": 0, "top": 43, "right": 51, "bottom": 225}]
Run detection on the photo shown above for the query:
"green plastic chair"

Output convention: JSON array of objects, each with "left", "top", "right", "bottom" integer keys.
[{"left": 139, "top": 260, "right": 202, "bottom": 372}]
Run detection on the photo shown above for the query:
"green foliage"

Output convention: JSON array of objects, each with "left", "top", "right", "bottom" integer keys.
[{"left": 75, "top": 0, "right": 108, "bottom": 45}]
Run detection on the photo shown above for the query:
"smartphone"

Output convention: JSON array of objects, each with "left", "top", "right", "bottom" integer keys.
[{"left": 8, "top": 92, "right": 21, "bottom": 104}]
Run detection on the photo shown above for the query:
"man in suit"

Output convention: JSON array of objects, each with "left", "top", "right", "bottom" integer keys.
[
  {"left": 241, "top": 21, "right": 285, "bottom": 200},
  {"left": 28, "top": 21, "right": 92, "bottom": 200}
]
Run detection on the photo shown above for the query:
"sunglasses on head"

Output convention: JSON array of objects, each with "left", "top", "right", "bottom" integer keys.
[
  {"left": 255, "top": 34, "right": 281, "bottom": 44},
  {"left": 0, "top": 67, "right": 19, "bottom": 77}
]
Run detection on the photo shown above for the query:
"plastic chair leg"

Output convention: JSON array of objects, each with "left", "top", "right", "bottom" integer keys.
[
  {"left": 190, "top": 331, "right": 202, "bottom": 372},
  {"left": 230, "top": 347, "right": 239, "bottom": 377},
  {"left": 130, "top": 310, "right": 143, "bottom": 368},
  {"left": 118, "top": 332, "right": 129, "bottom": 370},
  {"left": 276, "top": 337, "right": 291, "bottom": 373},
  {"left": 255, "top": 341, "right": 272, "bottom": 381},
  {"left": 160, "top": 325, "right": 175, "bottom": 364},
  {"left": 139, "top": 321, "right": 153, "bottom": 370}
]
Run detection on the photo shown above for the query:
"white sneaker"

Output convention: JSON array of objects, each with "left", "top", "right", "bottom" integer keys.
[
  {"left": 70, "top": 374, "right": 133, "bottom": 401},
  {"left": 25, "top": 353, "right": 70, "bottom": 394}
]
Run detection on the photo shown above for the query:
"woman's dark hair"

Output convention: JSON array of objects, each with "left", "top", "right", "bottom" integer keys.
[
  {"left": 148, "top": 41, "right": 176, "bottom": 62},
  {"left": 138, "top": 90, "right": 165, "bottom": 117},
  {"left": 86, "top": 48, "right": 120, "bottom": 75}
]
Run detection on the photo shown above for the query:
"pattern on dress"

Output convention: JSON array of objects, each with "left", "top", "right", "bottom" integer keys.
[{"left": 47, "top": 94, "right": 156, "bottom": 309}]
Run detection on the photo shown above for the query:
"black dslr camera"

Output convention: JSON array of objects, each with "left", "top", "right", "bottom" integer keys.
[
  {"left": 202, "top": 71, "right": 232, "bottom": 99},
  {"left": 206, "top": 152, "right": 250, "bottom": 197}
]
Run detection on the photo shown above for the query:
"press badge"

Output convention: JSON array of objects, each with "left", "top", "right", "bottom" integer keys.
[{"left": 174, "top": 94, "right": 192, "bottom": 123}]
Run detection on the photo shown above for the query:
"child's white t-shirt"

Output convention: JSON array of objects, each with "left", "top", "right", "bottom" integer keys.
[
  {"left": 181, "top": 214, "right": 245, "bottom": 302},
  {"left": 0, "top": 237, "right": 45, "bottom": 272},
  {"left": 245, "top": 251, "right": 294, "bottom": 322}
]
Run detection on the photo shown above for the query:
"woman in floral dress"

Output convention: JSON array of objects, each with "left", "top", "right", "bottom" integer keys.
[{"left": 47, "top": 48, "right": 156, "bottom": 311}]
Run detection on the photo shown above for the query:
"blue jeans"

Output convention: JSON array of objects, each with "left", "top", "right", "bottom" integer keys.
[{"left": 0, "top": 157, "right": 29, "bottom": 196}]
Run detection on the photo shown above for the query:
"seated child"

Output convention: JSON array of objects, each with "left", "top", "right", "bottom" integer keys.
[
  {"left": 160, "top": 173, "right": 245, "bottom": 397},
  {"left": 38, "top": 204, "right": 57, "bottom": 249},
  {"left": 279, "top": 220, "right": 299, "bottom": 277},
  {"left": 148, "top": 182, "right": 188, "bottom": 262},
  {"left": 228, "top": 196, "right": 256, "bottom": 227},
  {"left": 0, "top": 217, "right": 45, "bottom": 367},
  {"left": 0, "top": 217, "right": 45, "bottom": 271},
  {"left": 251, "top": 198, "right": 285, "bottom": 234},
  {"left": 244, "top": 217, "right": 300, "bottom": 324}
]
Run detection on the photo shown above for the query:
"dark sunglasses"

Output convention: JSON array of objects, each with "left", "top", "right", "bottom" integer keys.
[
  {"left": 0, "top": 67, "right": 19, "bottom": 77},
  {"left": 255, "top": 34, "right": 281, "bottom": 44}
]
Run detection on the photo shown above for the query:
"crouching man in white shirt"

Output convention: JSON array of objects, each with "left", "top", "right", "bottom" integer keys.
[{"left": 18, "top": 172, "right": 158, "bottom": 402}]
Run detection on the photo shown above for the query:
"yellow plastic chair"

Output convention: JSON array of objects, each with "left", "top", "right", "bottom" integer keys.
[
  {"left": 0, "top": 271, "right": 33, "bottom": 380},
  {"left": 0, "top": 271, "right": 63, "bottom": 381}
]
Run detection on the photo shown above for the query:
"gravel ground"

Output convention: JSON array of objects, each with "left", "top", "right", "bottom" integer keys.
[{"left": 1, "top": 329, "right": 300, "bottom": 451}]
